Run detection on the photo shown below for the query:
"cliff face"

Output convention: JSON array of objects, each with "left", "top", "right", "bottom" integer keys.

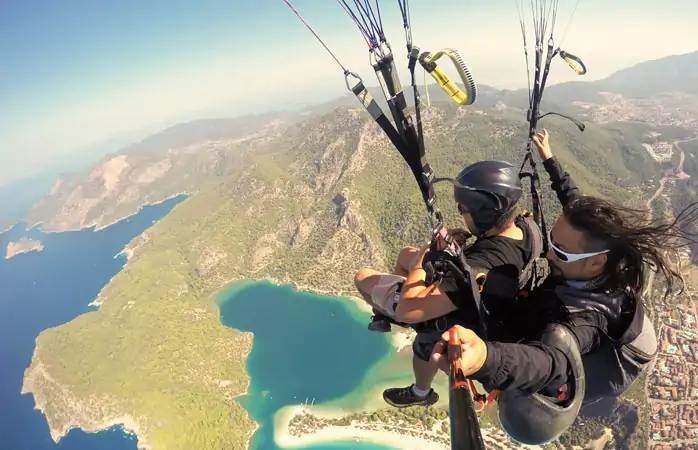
[{"left": 26, "top": 115, "right": 294, "bottom": 232}]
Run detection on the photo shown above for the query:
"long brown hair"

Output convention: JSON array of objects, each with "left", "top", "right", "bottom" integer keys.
[{"left": 563, "top": 197, "right": 698, "bottom": 301}]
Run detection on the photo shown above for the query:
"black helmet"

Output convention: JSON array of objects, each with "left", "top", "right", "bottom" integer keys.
[
  {"left": 453, "top": 160, "right": 522, "bottom": 233},
  {"left": 496, "top": 323, "right": 585, "bottom": 446}
]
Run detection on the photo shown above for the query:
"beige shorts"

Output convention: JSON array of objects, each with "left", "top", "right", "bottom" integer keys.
[{"left": 370, "top": 274, "right": 406, "bottom": 318}]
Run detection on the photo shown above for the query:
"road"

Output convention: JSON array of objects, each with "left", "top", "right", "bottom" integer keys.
[
  {"left": 645, "top": 177, "right": 667, "bottom": 211},
  {"left": 642, "top": 134, "right": 698, "bottom": 299}
]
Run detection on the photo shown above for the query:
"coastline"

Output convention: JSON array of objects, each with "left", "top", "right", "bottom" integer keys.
[
  {"left": 26, "top": 254, "right": 389, "bottom": 450},
  {"left": 274, "top": 405, "right": 546, "bottom": 450},
  {"left": 87, "top": 254, "right": 132, "bottom": 308},
  {"left": 26, "top": 191, "right": 191, "bottom": 234},
  {"left": 274, "top": 405, "right": 449, "bottom": 450},
  {"left": 213, "top": 277, "right": 385, "bottom": 449},
  {"left": 213, "top": 275, "right": 372, "bottom": 317},
  {"left": 59, "top": 417, "right": 150, "bottom": 450},
  {"left": 27, "top": 274, "right": 397, "bottom": 450},
  {"left": 245, "top": 422, "right": 260, "bottom": 450},
  {"left": 92, "top": 191, "right": 192, "bottom": 232},
  {"left": 21, "top": 352, "right": 151, "bottom": 449},
  {"left": 114, "top": 231, "right": 150, "bottom": 263},
  {"left": 4, "top": 238, "right": 44, "bottom": 259},
  {"left": 1, "top": 220, "right": 20, "bottom": 235}
]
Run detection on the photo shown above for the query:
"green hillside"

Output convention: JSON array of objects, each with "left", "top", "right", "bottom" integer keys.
[{"left": 21, "top": 98, "right": 668, "bottom": 449}]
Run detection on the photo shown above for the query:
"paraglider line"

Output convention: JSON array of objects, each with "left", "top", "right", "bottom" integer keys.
[
  {"left": 282, "top": 0, "right": 349, "bottom": 73},
  {"left": 336, "top": 0, "right": 373, "bottom": 48}
]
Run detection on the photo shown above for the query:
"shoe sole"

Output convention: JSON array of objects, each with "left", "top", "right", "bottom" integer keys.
[
  {"left": 367, "top": 323, "right": 391, "bottom": 333},
  {"left": 382, "top": 392, "right": 439, "bottom": 408}
]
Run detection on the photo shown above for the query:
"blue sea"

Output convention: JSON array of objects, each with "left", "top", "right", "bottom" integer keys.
[
  {"left": 218, "top": 281, "right": 400, "bottom": 450},
  {"left": 0, "top": 193, "right": 403, "bottom": 450},
  {"left": 0, "top": 195, "right": 186, "bottom": 450}
]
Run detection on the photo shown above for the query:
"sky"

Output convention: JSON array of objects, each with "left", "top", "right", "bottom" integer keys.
[{"left": 1, "top": 0, "right": 697, "bottom": 186}]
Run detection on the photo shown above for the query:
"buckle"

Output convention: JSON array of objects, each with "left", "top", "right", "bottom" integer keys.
[{"left": 435, "top": 316, "right": 448, "bottom": 332}]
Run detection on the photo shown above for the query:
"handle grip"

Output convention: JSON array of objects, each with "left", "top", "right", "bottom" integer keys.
[
  {"left": 559, "top": 50, "right": 587, "bottom": 75},
  {"left": 419, "top": 48, "right": 477, "bottom": 106}
]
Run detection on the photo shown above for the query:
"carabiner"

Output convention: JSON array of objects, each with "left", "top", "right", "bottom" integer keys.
[{"left": 344, "top": 70, "right": 363, "bottom": 91}]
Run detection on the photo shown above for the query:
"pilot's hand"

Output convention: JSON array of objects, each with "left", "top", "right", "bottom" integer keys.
[
  {"left": 430, "top": 325, "right": 488, "bottom": 376},
  {"left": 447, "top": 227, "right": 471, "bottom": 246},
  {"left": 435, "top": 234, "right": 449, "bottom": 251},
  {"left": 433, "top": 228, "right": 468, "bottom": 252},
  {"left": 531, "top": 128, "right": 553, "bottom": 161}
]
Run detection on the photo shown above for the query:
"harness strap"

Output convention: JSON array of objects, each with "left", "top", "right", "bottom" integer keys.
[
  {"left": 348, "top": 72, "right": 437, "bottom": 218},
  {"left": 283, "top": 2, "right": 441, "bottom": 228},
  {"left": 376, "top": 52, "right": 436, "bottom": 215},
  {"left": 349, "top": 78, "right": 410, "bottom": 159},
  {"left": 519, "top": 154, "right": 549, "bottom": 255},
  {"left": 516, "top": 211, "right": 544, "bottom": 297}
]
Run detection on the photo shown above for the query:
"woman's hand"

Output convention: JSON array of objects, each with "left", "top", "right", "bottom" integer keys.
[{"left": 531, "top": 128, "right": 553, "bottom": 161}]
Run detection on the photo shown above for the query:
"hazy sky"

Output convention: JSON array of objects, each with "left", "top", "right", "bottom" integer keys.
[{"left": 1, "top": 0, "right": 697, "bottom": 185}]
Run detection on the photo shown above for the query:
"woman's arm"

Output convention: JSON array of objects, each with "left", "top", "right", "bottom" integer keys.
[{"left": 431, "top": 321, "right": 604, "bottom": 396}]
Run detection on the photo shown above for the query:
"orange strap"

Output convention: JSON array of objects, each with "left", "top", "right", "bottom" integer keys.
[{"left": 468, "top": 379, "right": 500, "bottom": 413}]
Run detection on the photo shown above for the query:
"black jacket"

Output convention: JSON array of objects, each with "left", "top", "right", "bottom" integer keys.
[{"left": 472, "top": 157, "right": 658, "bottom": 402}]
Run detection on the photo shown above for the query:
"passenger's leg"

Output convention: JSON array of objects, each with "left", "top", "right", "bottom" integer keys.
[
  {"left": 393, "top": 246, "right": 420, "bottom": 277},
  {"left": 355, "top": 270, "right": 406, "bottom": 332},
  {"left": 354, "top": 268, "right": 383, "bottom": 307},
  {"left": 413, "top": 330, "right": 440, "bottom": 391},
  {"left": 377, "top": 246, "right": 418, "bottom": 330},
  {"left": 361, "top": 246, "right": 419, "bottom": 329},
  {"left": 354, "top": 268, "right": 391, "bottom": 332},
  {"left": 382, "top": 330, "right": 440, "bottom": 407}
]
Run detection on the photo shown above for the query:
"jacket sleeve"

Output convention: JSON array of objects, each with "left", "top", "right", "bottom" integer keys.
[
  {"left": 543, "top": 157, "right": 582, "bottom": 207},
  {"left": 472, "top": 322, "right": 603, "bottom": 395}
]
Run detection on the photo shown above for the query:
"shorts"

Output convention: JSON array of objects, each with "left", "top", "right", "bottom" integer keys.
[
  {"left": 370, "top": 274, "right": 406, "bottom": 318},
  {"left": 412, "top": 329, "right": 444, "bottom": 362}
]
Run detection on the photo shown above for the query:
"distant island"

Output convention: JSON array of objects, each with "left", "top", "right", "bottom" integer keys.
[{"left": 5, "top": 237, "right": 44, "bottom": 259}]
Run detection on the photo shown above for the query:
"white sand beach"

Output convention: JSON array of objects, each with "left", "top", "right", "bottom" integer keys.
[
  {"left": 274, "top": 404, "right": 545, "bottom": 450},
  {"left": 275, "top": 405, "right": 449, "bottom": 450}
]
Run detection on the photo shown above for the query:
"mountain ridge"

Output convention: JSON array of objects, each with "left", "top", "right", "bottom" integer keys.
[{"left": 25, "top": 50, "right": 698, "bottom": 234}]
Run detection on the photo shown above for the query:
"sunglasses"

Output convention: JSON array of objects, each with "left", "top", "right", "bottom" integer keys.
[{"left": 548, "top": 231, "right": 609, "bottom": 263}]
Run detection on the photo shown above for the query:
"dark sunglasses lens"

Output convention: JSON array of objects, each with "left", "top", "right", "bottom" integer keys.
[{"left": 552, "top": 246, "right": 569, "bottom": 262}]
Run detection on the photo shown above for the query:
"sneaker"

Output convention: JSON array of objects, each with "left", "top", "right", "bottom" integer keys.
[
  {"left": 383, "top": 385, "right": 439, "bottom": 408},
  {"left": 368, "top": 316, "right": 392, "bottom": 333}
]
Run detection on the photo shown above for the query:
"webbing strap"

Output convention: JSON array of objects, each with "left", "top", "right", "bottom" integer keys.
[
  {"left": 350, "top": 56, "right": 437, "bottom": 218},
  {"left": 350, "top": 80, "right": 407, "bottom": 156},
  {"left": 519, "top": 152, "right": 549, "bottom": 256}
]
